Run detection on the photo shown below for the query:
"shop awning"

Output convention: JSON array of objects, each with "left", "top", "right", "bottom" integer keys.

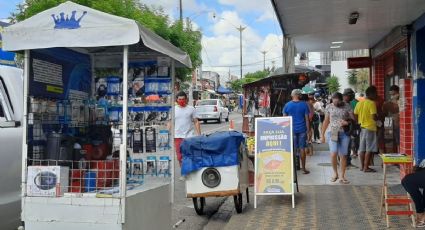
[
  {"left": 2, "top": 1, "right": 192, "bottom": 68},
  {"left": 271, "top": 0, "right": 425, "bottom": 52},
  {"left": 217, "top": 86, "right": 233, "bottom": 94}
]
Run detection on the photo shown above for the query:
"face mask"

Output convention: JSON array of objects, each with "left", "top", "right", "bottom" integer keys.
[{"left": 177, "top": 99, "right": 187, "bottom": 107}]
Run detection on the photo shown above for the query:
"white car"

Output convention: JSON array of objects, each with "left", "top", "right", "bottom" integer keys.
[
  {"left": 0, "top": 65, "right": 23, "bottom": 230},
  {"left": 195, "top": 99, "right": 229, "bottom": 123}
]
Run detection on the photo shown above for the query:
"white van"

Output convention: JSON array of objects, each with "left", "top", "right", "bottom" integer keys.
[{"left": 0, "top": 65, "right": 23, "bottom": 229}]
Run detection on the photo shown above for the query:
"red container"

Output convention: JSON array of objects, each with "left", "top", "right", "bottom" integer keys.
[
  {"left": 70, "top": 169, "right": 85, "bottom": 193},
  {"left": 90, "top": 160, "right": 116, "bottom": 189}
]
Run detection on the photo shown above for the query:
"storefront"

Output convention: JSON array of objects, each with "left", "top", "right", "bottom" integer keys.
[
  {"left": 3, "top": 2, "right": 191, "bottom": 229},
  {"left": 410, "top": 13, "right": 425, "bottom": 165},
  {"left": 371, "top": 14, "right": 425, "bottom": 166},
  {"left": 370, "top": 27, "right": 410, "bottom": 155}
]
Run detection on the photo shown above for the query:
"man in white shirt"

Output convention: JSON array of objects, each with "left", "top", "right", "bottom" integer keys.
[{"left": 174, "top": 91, "right": 201, "bottom": 167}]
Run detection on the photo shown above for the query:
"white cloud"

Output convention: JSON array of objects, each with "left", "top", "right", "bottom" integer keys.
[
  {"left": 141, "top": 0, "right": 207, "bottom": 20},
  {"left": 202, "top": 10, "right": 283, "bottom": 80},
  {"left": 139, "top": 2, "right": 283, "bottom": 81}
]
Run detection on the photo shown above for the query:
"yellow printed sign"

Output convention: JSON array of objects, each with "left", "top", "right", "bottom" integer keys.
[
  {"left": 256, "top": 150, "right": 292, "bottom": 193},
  {"left": 46, "top": 85, "right": 64, "bottom": 94}
]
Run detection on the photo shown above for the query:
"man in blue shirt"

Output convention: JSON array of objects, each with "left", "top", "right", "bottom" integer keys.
[{"left": 283, "top": 89, "right": 311, "bottom": 174}]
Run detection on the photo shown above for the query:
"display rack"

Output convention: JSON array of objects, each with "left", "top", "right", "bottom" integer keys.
[{"left": 2, "top": 2, "right": 192, "bottom": 229}]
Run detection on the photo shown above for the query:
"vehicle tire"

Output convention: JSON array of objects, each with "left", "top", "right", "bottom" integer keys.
[
  {"left": 233, "top": 193, "right": 243, "bottom": 213},
  {"left": 225, "top": 114, "right": 229, "bottom": 122},
  {"left": 193, "top": 197, "right": 205, "bottom": 215},
  {"left": 246, "top": 187, "right": 250, "bottom": 203},
  {"left": 217, "top": 114, "right": 222, "bottom": 124}
]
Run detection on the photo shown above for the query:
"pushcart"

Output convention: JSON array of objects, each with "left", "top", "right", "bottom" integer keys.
[{"left": 181, "top": 131, "right": 250, "bottom": 215}]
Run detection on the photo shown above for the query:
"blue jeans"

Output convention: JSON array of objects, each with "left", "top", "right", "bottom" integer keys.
[
  {"left": 326, "top": 131, "right": 350, "bottom": 155},
  {"left": 294, "top": 132, "right": 307, "bottom": 149}
]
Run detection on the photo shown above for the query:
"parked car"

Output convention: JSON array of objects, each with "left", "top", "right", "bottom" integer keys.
[
  {"left": 0, "top": 65, "right": 23, "bottom": 230},
  {"left": 195, "top": 99, "right": 229, "bottom": 123}
]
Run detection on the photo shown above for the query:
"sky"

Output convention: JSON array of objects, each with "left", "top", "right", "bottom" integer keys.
[{"left": 0, "top": 0, "right": 320, "bottom": 81}]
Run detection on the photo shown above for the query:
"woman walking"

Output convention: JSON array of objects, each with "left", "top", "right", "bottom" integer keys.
[{"left": 321, "top": 92, "right": 355, "bottom": 184}]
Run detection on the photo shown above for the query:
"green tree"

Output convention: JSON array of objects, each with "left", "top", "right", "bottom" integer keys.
[
  {"left": 326, "top": 75, "right": 341, "bottom": 94},
  {"left": 356, "top": 69, "right": 369, "bottom": 93},
  {"left": 10, "top": 0, "right": 202, "bottom": 81},
  {"left": 347, "top": 69, "right": 358, "bottom": 87},
  {"left": 229, "top": 70, "right": 270, "bottom": 93},
  {"left": 230, "top": 79, "right": 243, "bottom": 93},
  {"left": 244, "top": 70, "right": 270, "bottom": 81}
]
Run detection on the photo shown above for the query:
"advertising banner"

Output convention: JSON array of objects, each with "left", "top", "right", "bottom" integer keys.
[
  {"left": 254, "top": 117, "right": 294, "bottom": 208},
  {"left": 29, "top": 47, "right": 91, "bottom": 99}
]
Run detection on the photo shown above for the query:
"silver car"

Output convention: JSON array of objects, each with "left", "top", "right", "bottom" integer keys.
[
  {"left": 0, "top": 66, "right": 23, "bottom": 230},
  {"left": 195, "top": 99, "right": 229, "bottom": 123}
]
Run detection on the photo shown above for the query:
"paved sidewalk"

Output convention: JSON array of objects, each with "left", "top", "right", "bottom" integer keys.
[{"left": 223, "top": 144, "right": 415, "bottom": 230}]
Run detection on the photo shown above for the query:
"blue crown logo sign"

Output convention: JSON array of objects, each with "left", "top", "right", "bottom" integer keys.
[{"left": 51, "top": 10, "right": 87, "bottom": 29}]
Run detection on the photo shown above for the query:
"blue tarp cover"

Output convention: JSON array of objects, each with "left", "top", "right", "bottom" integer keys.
[
  {"left": 180, "top": 131, "right": 245, "bottom": 175},
  {"left": 217, "top": 85, "right": 233, "bottom": 94}
]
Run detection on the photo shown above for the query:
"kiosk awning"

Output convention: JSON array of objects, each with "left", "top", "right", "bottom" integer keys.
[{"left": 2, "top": 1, "right": 192, "bottom": 68}]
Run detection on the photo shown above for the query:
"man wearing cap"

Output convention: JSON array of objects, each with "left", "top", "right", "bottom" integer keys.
[
  {"left": 343, "top": 88, "right": 360, "bottom": 168},
  {"left": 283, "top": 89, "right": 311, "bottom": 174}
]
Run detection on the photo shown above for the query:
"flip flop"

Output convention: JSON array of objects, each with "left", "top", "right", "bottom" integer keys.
[
  {"left": 330, "top": 176, "right": 338, "bottom": 182},
  {"left": 364, "top": 168, "right": 377, "bottom": 173},
  {"left": 339, "top": 179, "right": 350, "bottom": 184},
  {"left": 302, "top": 170, "right": 310, "bottom": 174}
]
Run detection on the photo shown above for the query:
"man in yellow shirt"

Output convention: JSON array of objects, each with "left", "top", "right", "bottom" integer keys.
[{"left": 354, "top": 86, "right": 378, "bottom": 172}]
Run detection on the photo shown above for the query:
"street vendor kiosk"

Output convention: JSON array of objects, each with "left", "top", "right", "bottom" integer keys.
[
  {"left": 3, "top": 2, "right": 191, "bottom": 229},
  {"left": 242, "top": 72, "right": 318, "bottom": 187}
]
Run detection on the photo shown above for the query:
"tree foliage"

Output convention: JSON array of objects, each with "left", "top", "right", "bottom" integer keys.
[
  {"left": 356, "top": 69, "right": 369, "bottom": 93},
  {"left": 9, "top": 0, "right": 202, "bottom": 81},
  {"left": 326, "top": 75, "right": 341, "bottom": 94},
  {"left": 229, "top": 70, "right": 270, "bottom": 93},
  {"left": 347, "top": 69, "right": 358, "bottom": 87},
  {"left": 345, "top": 69, "right": 369, "bottom": 93}
]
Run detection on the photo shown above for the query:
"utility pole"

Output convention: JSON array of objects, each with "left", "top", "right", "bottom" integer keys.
[
  {"left": 237, "top": 25, "right": 246, "bottom": 79},
  {"left": 179, "top": 0, "right": 183, "bottom": 22},
  {"left": 261, "top": 51, "right": 267, "bottom": 71}
]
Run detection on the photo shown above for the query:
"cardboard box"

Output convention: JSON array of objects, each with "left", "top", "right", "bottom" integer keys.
[{"left": 27, "top": 166, "right": 69, "bottom": 197}]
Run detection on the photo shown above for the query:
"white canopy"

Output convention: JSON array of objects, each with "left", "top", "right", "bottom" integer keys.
[{"left": 2, "top": 1, "right": 192, "bottom": 68}]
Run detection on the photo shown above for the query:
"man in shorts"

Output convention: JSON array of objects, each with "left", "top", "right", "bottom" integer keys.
[
  {"left": 283, "top": 89, "right": 311, "bottom": 174},
  {"left": 354, "top": 86, "right": 378, "bottom": 172},
  {"left": 174, "top": 91, "right": 201, "bottom": 179}
]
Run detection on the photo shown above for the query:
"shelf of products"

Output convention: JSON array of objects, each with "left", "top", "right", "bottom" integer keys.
[{"left": 25, "top": 58, "right": 174, "bottom": 198}]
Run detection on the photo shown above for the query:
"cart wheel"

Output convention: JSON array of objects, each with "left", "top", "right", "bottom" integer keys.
[
  {"left": 193, "top": 197, "right": 205, "bottom": 215},
  {"left": 246, "top": 187, "right": 250, "bottom": 203},
  {"left": 233, "top": 193, "right": 243, "bottom": 213}
]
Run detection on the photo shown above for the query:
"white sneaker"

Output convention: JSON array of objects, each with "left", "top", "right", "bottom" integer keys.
[{"left": 179, "top": 176, "right": 186, "bottom": 181}]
